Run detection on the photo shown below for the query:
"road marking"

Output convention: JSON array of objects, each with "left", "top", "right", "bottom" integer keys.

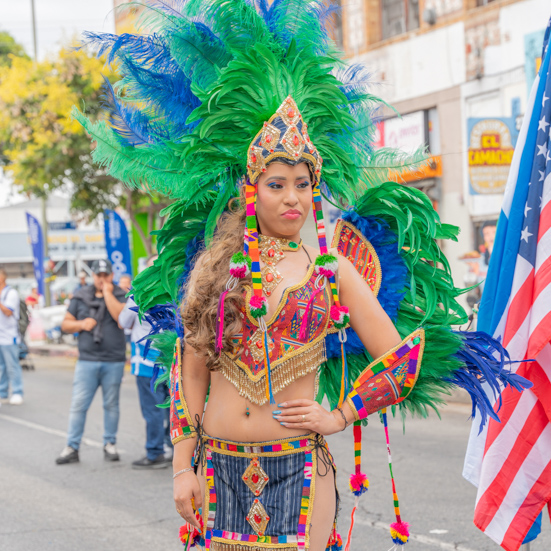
[
  {"left": 430, "top": 529, "right": 450, "bottom": 534},
  {"left": 356, "top": 517, "right": 478, "bottom": 551},
  {"left": 0, "top": 413, "right": 124, "bottom": 451}
]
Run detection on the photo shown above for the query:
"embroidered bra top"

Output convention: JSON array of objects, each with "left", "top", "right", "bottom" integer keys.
[{"left": 218, "top": 263, "right": 331, "bottom": 405}]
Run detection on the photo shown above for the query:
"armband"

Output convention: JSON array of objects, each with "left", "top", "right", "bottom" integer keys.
[
  {"left": 345, "top": 329, "right": 425, "bottom": 421},
  {"left": 170, "top": 337, "right": 196, "bottom": 444}
]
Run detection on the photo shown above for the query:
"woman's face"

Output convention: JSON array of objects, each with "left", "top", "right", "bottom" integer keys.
[{"left": 255, "top": 162, "right": 312, "bottom": 239}]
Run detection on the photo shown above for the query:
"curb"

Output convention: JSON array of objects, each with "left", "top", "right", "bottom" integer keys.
[{"left": 29, "top": 345, "right": 78, "bottom": 358}]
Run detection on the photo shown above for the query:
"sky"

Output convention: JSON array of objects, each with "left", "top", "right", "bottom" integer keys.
[
  {"left": 0, "top": 0, "right": 116, "bottom": 207},
  {"left": 2, "top": 0, "right": 115, "bottom": 60}
]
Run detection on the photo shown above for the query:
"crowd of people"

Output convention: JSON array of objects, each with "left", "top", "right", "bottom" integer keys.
[{"left": 0, "top": 259, "right": 172, "bottom": 470}]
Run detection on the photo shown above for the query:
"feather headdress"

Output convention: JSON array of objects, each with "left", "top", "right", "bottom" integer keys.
[{"left": 74, "top": 0, "right": 424, "bottom": 242}]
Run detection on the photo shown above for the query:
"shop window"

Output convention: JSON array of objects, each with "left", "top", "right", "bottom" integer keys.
[{"left": 382, "top": 0, "right": 420, "bottom": 40}]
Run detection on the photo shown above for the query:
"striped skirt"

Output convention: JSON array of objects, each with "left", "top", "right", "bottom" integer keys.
[{"left": 197, "top": 432, "right": 335, "bottom": 551}]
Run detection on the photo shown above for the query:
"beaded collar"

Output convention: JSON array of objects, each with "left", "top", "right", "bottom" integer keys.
[{"left": 258, "top": 235, "right": 303, "bottom": 297}]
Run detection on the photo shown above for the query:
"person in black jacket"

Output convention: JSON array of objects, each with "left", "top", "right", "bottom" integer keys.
[{"left": 56, "top": 259, "right": 127, "bottom": 465}]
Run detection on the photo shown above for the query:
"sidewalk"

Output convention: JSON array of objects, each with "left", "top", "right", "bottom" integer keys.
[{"left": 29, "top": 341, "right": 78, "bottom": 357}]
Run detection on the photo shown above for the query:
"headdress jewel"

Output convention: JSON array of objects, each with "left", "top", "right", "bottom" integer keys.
[{"left": 246, "top": 96, "right": 323, "bottom": 185}]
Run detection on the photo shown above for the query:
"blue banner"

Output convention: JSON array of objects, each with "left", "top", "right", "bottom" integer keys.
[
  {"left": 25, "top": 212, "right": 45, "bottom": 296},
  {"left": 104, "top": 210, "right": 132, "bottom": 284}
]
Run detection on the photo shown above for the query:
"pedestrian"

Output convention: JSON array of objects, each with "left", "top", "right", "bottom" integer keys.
[
  {"left": 118, "top": 259, "right": 172, "bottom": 469},
  {"left": 73, "top": 270, "right": 88, "bottom": 294},
  {"left": 0, "top": 267, "right": 24, "bottom": 405},
  {"left": 25, "top": 284, "right": 44, "bottom": 309},
  {"left": 118, "top": 274, "right": 132, "bottom": 294},
  {"left": 56, "top": 259, "right": 127, "bottom": 465}
]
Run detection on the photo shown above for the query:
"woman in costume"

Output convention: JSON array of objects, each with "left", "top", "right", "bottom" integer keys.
[
  {"left": 76, "top": 1, "right": 530, "bottom": 549},
  {"left": 171, "top": 98, "right": 407, "bottom": 549}
]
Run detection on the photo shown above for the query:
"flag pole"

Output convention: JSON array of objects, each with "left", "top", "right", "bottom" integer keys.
[{"left": 522, "top": 543, "right": 531, "bottom": 550}]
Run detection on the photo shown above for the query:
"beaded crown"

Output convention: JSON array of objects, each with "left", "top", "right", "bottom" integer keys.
[{"left": 247, "top": 96, "right": 323, "bottom": 184}]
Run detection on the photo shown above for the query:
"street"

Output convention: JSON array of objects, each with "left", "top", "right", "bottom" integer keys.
[{"left": 1, "top": 356, "right": 549, "bottom": 551}]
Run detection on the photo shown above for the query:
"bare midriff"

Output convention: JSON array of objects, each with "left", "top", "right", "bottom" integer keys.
[{"left": 202, "top": 369, "right": 318, "bottom": 442}]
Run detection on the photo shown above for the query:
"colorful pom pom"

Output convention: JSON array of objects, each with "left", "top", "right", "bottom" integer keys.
[
  {"left": 331, "top": 305, "right": 350, "bottom": 329},
  {"left": 314, "top": 253, "right": 339, "bottom": 277},
  {"left": 326, "top": 529, "right": 343, "bottom": 550},
  {"left": 390, "top": 521, "right": 410, "bottom": 545},
  {"left": 349, "top": 471, "right": 369, "bottom": 496},
  {"left": 249, "top": 295, "right": 268, "bottom": 318},
  {"left": 229, "top": 252, "right": 252, "bottom": 279},
  {"left": 179, "top": 513, "right": 204, "bottom": 548}
]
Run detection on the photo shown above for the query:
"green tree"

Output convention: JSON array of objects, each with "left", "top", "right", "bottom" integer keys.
[{"left": 0, "top": 31, "right": 28, "bottom": 67}]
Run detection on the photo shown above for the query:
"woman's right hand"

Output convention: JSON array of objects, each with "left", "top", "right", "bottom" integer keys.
[{"left": 174, "top": 471, "right": 203, "bottom": 531}]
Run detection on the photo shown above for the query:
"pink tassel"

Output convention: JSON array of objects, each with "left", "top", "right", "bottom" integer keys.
[
  {"left": 298, "top": 286, "right": 324, "bottom": 341},
  {"left": 349, "top": 471, "right": 369, "bottom": 496},
  {"left": 215, "top": 290, "right": 229, "bottom": 354},
  {"left": 390, "top": 521, "right": 410, "bottom": 545}
]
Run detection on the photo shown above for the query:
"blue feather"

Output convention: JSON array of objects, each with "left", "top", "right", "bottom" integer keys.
[
  {"left": 83, "top": 32, "right": 199, "bottom": 139},
  {"left": 335, "top": 63, "right": 375, "bottom": 102},
  {"left": 82, "top": 30, "right": 207, "bottom": 137},
  {"left": 82, "top": 31, "right": 175, "bottom": 72},
  {"left": 342, "top": 211, "right": 408, "bottom": 319},
  {"left": 177, "top": 231, "right": 205, "bottom": 301},
  {"left": 143, "top": 0, "right": 188, "bottom": 18},
  {"left": 254, "top": 0, "right": 271, "bottom": 22},
  {"left": 101, "top": 77, "right": 161, "bottom": 146},
  {"left": 447, "top": 331, "right": 533, "bottom": 433},
  {"left": 142, "top": 303, "right": 182, "bottom": 360},
  {"left": 325, "top": 210, "right": 408, "bottom": 359},
  {"left": 119, "top": 57, "right": 200, "bottom": 137},
  {"left": 267, "top": 0, "right": 339, "bottom": 52},
  {"left": 149, "top": 366, "right": 161, "bottom": 392}
]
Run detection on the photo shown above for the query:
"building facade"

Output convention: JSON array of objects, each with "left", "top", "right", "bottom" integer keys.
[
  {"left": 341, "top": 0, "right": 548, "bottom": 301},
  {"left": 110, "top": 0, "right": 548, "bottom": 306}
]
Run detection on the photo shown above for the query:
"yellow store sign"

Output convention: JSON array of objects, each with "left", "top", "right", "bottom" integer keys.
[{"left": 468, "top": 119, "right": 516, "bottom": 195}]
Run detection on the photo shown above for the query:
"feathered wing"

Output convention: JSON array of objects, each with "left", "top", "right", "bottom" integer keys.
[
  {"left": 319, "top": 181, "right": 531, "bottom": 429},
  {"left": 75, "top": 1, "right": 436, "bottom": 400},
  {"left": 76, "top": 0, "right": 426, "bottom": 241}
]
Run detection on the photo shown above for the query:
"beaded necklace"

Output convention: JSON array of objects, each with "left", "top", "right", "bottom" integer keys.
[{"left": 258, "top": 235, "right": 303, "bottom": 297}]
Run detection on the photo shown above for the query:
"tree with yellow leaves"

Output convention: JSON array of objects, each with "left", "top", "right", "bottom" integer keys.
[
  {"left": 0, "top": 42, "right": 120, "bottom": 217},
  {"left": 0, "top": 37, "right": 163, "bottom": 255}
]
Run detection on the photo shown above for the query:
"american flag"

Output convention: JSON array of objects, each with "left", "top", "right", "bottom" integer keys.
[{"left": 463, "top": 19, "right": 551, "bottom": 551}]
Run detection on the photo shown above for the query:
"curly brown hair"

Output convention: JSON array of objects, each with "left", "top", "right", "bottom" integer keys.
[
  {"left": 183, "top": 161, "right": 313, "bottom": 369},
  {"left": 182, "top": 187, "right": 250, "bottom": 370}
]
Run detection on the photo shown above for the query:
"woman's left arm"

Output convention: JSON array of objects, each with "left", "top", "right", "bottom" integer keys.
[{"left": 276, "top": 255, "right": 402, "bottom": 435}]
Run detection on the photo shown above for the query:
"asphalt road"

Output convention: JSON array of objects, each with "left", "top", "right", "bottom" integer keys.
[{"left": 1, "top": 355, "right": 549, "bottom": 551}]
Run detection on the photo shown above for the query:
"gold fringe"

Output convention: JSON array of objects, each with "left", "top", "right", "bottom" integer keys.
[{"left": 218, "top": 340, "right": 326, "bottom": 405}]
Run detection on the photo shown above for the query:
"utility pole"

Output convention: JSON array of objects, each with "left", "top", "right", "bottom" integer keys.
[
  {"left": 30, "top": 0, "right": 51, "bottom": 305},
  {"left": 30, "top": 0, "right": 38, "bottom": 61}
]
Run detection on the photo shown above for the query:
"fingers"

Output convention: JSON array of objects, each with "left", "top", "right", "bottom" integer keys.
[
  {"left": 279, "top": 414, "right": 312, "bottom": 424},
  {"left": 275, "top": 406, "right": 313, "bottom": 417},
  {"left": 193, "top": 485, "right": 203, "bottom": 511},
  {"left": 176, "top": 499, "right": 201, "bottom": 531},
  {"left": 278, "top": 399, "right": 315, "bottom": 408}
]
